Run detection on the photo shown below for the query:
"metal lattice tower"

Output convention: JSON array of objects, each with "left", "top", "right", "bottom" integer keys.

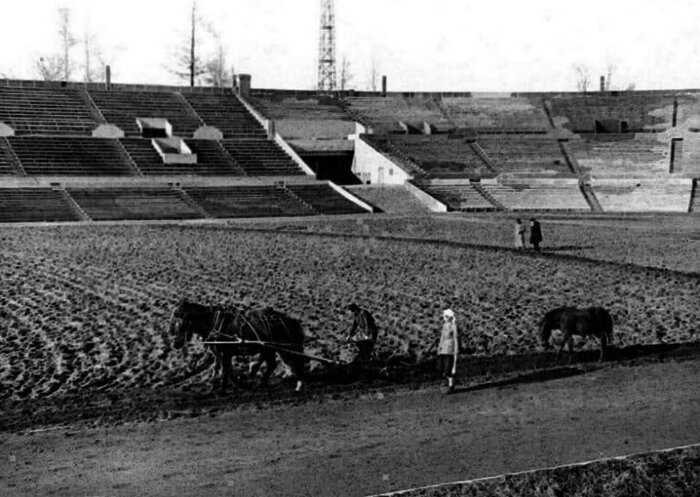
[{"left": 317, "top": 0, "right": 337, "bottom": 92}]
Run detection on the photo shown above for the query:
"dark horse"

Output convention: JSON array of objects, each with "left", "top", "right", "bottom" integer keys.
[
  {"left": 540, "top": 306, "right": 614, "bottom": 361},
  {"left": 170, "top": 300, "right": 306, "bottom": 391}
]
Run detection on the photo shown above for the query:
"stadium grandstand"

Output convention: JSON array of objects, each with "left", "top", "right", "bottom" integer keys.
[{"left": 0, "top": 77, "right": 699, "bottom": 222}]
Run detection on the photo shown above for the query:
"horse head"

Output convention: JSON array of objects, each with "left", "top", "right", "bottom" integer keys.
[
  {"left": 539, "top": 316, "right": 553, "bottom": 349},
  {"left": 170, "top": 299, "right": 211, "bottom": 349}
]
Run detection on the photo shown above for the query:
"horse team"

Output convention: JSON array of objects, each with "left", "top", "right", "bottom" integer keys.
[{"left": 169, "top": 299, "right": 614, "bottom": 393}]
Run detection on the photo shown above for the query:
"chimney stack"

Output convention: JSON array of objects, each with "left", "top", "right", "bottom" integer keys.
[
  {"left": 105, "top": 65, "right": 112, "bottom": 90},
  {"left": 600, "top": 75, "right": 605, "bottom": 92},
  {"left": 382, "top": 75, "right": 387, "bottom": 97},
  {"left": 239, "top": 74, "right": 251, "bottom": 97}
]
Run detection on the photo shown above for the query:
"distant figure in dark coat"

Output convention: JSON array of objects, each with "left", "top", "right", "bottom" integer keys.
[
  {"left": 345, "top": 304, "right": 379, "bottom": 363},
  {"left": 529, "top": 218, "right": 543, "bottom": 251}
]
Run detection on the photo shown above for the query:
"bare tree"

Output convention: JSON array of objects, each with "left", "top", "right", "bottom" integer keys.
[
  {"left": 201, "top": 25, "right": 233, "bottom": 88},
  {"left": 605, "top": 63, "right": 616, "bottom": 91},
  {"left": 58, "top": 8, "right": 77, "bottom": 81},
  {"left": 36, "top": 8, "right": 78, "bottom": 81},
  {"left": 573, "top": 64, "right": 591, "bottom": 93},
  {"left": 340, "top": 56, "right": 353, "bottom": 91},
  {"left": 170, "top": 1, "right": 206, "bottom": 86},
  {"left": 368, "top": 58, "right": 379, "bottom": 92},
  {"left": 36, "top": 56, "right": 64, "bottom": 81},
  {"left": 82, "top": 28, "right": 106, "bottom": 83}
]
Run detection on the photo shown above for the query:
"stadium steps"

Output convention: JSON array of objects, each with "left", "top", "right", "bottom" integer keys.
[
  {"left": 55, "top": 186, "right": 92, "bottom": 221},
  {"left": 116, "top": 139, "right": 145, "bottom": 175},
  {"left": 77, "top": 87, "right": 108, "bottom": 124},
  {"left": 0, "top": 86, "right": 98, "bottom": 136},
  {"left": 220, "top": 139, "right": 305, "bottom": 176},
  {"left": 282, "top": 185, "right": 319, "bottom": 213},
  {"left": 345, "top": 185, "right": 433, "bottom": 214},
  {"left": 471, "top": 182, "right": 506, "bottom": 210},
  {"left": 174, "top": 92, "right": 206, "bottom": 127},
  {"left": 579, "top": 183, "right": 603, "bottom": 212},
  {"left": 690, "top": 179, "right": 700, "bottom": 213},
  {"left": 0, "top": 137, "right": 25, "bottom": 175},
  {"left": 89, "top": 90, "right": 202, "bottom": 137},
  {"left": 412, "top": 181, "right": 498, "bottom": 212},
  {"left": 476, "top": 135, "right": 575, "bottom": 177},
  {"left": 0, "top": 187, "right": 80, "bottom": 223},
  {"left": 67, "top": 187, "right": 204, "bottom": 221},
  {"left": 183, "top": 185, "right": 315, "bottom": 218},
  {"left": 542, "top": 99, "right": 556, "bottom": 128},
  {"left": 480, "top": 182, "right": 590, "bottom": 211},
  {"left": 183, "top": 92, "right": 268, "bottom": 139},
  {"left": 286, "top": 183, "right": 370, "bottom": 215},
  {"left": 469, "top": 141, "right": 499, "bottom": 175},
  {"left": 8, "top": 137, "right": 134, "bottom": 176},
  {"left": 172, "top": 186, "right": 212, "bottom": 218}
]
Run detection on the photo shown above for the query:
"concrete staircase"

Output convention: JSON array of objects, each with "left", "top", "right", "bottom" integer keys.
[
  {"left": 690, "top": 179, "right": 700, "bottom": 213},
  {"left": 54, "top": 186, "right": 92, "bottom": 221}
]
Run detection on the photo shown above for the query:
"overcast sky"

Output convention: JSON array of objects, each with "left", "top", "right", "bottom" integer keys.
[{"left": 1, "top": 0, "right": 699, "bottom": 91}]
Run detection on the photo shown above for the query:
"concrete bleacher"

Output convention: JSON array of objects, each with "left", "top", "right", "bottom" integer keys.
[
  {"left": 346, "top": 185, "right": 432, "bottom": 214},
  {"left": 548, "top": 94, "right": 676, "bottom": 132},
  {"left": 9, "top": 137, "right": 133, "bottom": 176},
  {"left": 480, "top": 180, "right": 590, "bottom": 210},
  {"left": 477, "top": 135, "right": 573, "bottom": 177},
  {"left": 0, "top": 138, "right": 17, "bottom": 174},
  {"left": 440, "top": 96, "right": 550, "bottom": 133},
  {"left": 184, "top": 185, "right": 314, "bottom": 218},
  {"left": 220, "top": 139, "right": 305, "bottom": 176},
  {"left": 184, "top": 140, "right": 245, "bottom": 175},
  {"left": 184, "top": 92, "right": 266, "bottom": 138},
  {"left": 250, "top": 94, "right": 355, "bottom": 139},
  {"left": 287, "top": 183, "right": 369, "bottom": 214},
  {"left": 0, "top": 187, "right": 78, "bottom": 222},
  {"left": 567, "top": 134, "right": 670, "bottom": 177},
  {"left": 0, "top": 86, "right": 97, "bottom": 135},
  {"left": 67, "top": 187, "right": 202, "bottom": 220},
  {"left": 344, "top": 95, "right": 451, "bottom": 133},
  {"left": 377, "top": 135, "right": 493, "bottom": 178},
  {"left": 591, "top": 179, "right": 693, "bottom": 212},
  {"left": 89, "top": 90, "right": 201, "bottom": 137},
  {"left": 413, "top": 180, "right": 496, "bottom": 211}
]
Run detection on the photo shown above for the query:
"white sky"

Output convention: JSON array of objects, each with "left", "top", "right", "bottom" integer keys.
[{"left": 1, "top": 0, "right": 699, "bottom": 91}]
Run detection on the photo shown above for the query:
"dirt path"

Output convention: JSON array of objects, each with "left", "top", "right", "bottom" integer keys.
[{"left": 2, "top": 359, "right": 699, "bottom": 497}]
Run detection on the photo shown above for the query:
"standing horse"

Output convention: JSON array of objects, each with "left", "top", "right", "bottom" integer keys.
[
  {"left": 170, "top": 300, "right": 306, "bottom": 392},
  {"left": 540, "top": 306, "right": 614, "bottom": 361}
]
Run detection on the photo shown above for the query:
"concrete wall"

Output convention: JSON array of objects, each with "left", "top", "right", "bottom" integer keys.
[{"left": 351, "top": 137, "right": 412, "bottom": 185}]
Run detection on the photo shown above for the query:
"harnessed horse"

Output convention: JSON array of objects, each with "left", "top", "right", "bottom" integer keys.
[
  {"left": 170, "top": 300, "right": 306, "bottom": 391},
  {"left": 540, "top": 306, "right": 614, "bottom": 362}
]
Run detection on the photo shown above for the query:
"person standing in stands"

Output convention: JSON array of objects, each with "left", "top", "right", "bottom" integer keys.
[
  {"left": 345, "top": 303, "right": 379, "bottom": 363},
  {"left": 514, "top": 219, "right": 526, "bottom": 249},
  {"left": 530, "top": 218, "right": 543, "bottom": 251},
  {"left": 430, "top": 309, "right": 460, "bottom": 393}
]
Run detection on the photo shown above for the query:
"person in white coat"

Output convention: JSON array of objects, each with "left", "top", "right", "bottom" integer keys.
[{"left": 433, "top": 309, "right": 459, "bottom": 393}]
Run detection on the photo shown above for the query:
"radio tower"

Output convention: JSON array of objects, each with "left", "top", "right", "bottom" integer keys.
[{"left": 317, "top": 0, "right": 337, "bottom": 92}]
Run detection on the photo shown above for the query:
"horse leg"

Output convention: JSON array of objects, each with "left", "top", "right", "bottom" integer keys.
[
  {"left": 248, "top": 354, "right": 263, "bottom": 376},
  {"left": 556, "top": 332, "right": 569, "bottom": 360},
  {"left": 259, "top": 350, "right": 277, "bottom": 387},
  {"left": 567, "top": 336, "right": 575, "bottom": 364},
  {"left": 599, "top": 332, "right": 608, "bottom": 362},
  {"left": 220, "top": 350, "right": 234, "bottom": 392}
]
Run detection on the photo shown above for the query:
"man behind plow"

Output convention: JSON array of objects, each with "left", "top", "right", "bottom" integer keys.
[{"left": 345, "top": 303, "right": 379, "bottom": 363}]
